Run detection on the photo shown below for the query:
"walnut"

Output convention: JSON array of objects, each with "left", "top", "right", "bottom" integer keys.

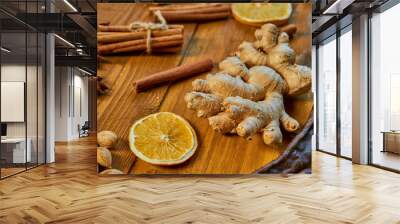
[
  {"left": 99, "top": 169, "right": 124, "bottom": 175},
  {"left": 97, "top": 130, "right": 118, "bottom": 148},
  {"left": 97, "top": 147, "right": 112, "bottom": 168}
]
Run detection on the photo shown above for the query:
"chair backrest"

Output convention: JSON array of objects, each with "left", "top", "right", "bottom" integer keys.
[{"left": 82, "top": 121, "right": 90, "bottom": 129}]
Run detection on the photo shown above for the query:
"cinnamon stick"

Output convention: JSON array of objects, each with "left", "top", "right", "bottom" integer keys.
[
  {"left": 98, "top": 25, "right": 129, "bottom": 32},
  {"left": 97, "top": 28, "right": 183, "bottom": 44},
  {"left": 98, "top": 34, "right": 183, "bottom": 54},
  {"left": 151, "top": 46, "right": 182, "bottom": 53},
  {"left": 134, "top": 59, "right": 214, "bottom": 92},
  {"left": 98, "top": 32, "right": 132, "bottom": 36},
  {"left": 98, "top": 24, "right": 184, "bottom": 32},
  {"left": 150, "top": 3, "right": 230, "bottom": 22},
  {"left": 154, "top": 5, "right": 230, "bottom": 15},
  {"left": 112, "top": 40, "right": 183, "bottom": 54},
  {"left": 149, "top": 3, "right": 223, "bottom": 12},
  {"left": 98, "top": 21, "right": 110, "bottom": 26},
  {"left": 161, "top": 11, "right": 230, "bottom": 23}
]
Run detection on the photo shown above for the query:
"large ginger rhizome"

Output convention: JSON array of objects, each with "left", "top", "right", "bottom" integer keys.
[{"left": 185, "top": 23, "right": 312, "bottom": 145}]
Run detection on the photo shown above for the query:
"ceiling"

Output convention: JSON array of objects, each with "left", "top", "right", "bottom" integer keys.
[
  {"left": 0, "top": 0, "right": 97, "bottom": 73},
  {"left": 312, "top": 0, "right": 391, "bottom": 43},
  {"left": 0, "top": 0, "right": 97, "bottom": 14}
]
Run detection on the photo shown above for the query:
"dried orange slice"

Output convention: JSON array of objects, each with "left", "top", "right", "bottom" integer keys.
[
  {"left": 232, "top": 3, "right": 292, "bottom": 27},
  {"left": 129, "top": 112, "right": 197, "bottom": 166}
]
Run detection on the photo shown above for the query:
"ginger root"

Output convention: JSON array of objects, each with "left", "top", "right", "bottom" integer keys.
[
  {"left": 186, "top": 58, "right": 287, "bottom": 111},
  {"left": 208, "top": 92, "right": 299, "bottom": 144},
  {"left": 184, "top": 23, "right": 310, "bottom": 145},
  {"left": 185, "top": 92, "right": 223, "bottom": 118},
  {"left": 236, "top": 23, "right": 311, "bottom": 96}
]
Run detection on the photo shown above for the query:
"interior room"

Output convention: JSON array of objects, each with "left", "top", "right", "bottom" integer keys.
[
  {"left": 0, "top": 15, "right": 46, "bottom": 178},
  {"left": 0, "top": 0, "right": 96, "bottom": 179},
  {"left": 313, "top": 0, "right": 400, "bottom": 172},
  {"left": 0, "top": 0, "right": 400, "bottom": 223},
  {"left": 54, "top": 66, "right": 93, "bottom": 141},
  {"left": 370, "top": 3, "right": 400, "bottom": 171}
]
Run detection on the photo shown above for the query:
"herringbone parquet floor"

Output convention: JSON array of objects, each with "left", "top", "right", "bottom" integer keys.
[{"left": 0, "top": 136, "right": 399, "bottom": 224}]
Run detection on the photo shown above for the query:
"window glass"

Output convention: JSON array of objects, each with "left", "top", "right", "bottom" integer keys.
[
  {"left": 339, "top": 28, "right": 352, "bottom": 158},
  {"left": 0, "top": 2, "right": 46, "bottom": 178},
  {"left": 1, "top": 31, "right": 28, "bottom": 178},
  {"left": 312, "top": 45, "right": 317, "bottom": 150},
  {"left": 317, "top": 36, "right": 337, "bottom": 154},
  {"left": 371, "top": 3, "right": 400, "bottom": 171}
]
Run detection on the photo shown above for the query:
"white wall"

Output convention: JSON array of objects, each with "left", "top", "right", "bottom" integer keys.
[
  {"left": 1, "top": 82, "right": 25, "bottom": 122},
  {"left": 72, "top": 73, "right": 89, "bottom": 138},
  {"left": 1, "top": 63, "right": 46, "bottom": 164},
  {"left": 1, "top": 65, "right": 26, "bottom": 81},
  {"left": 1, "top": 65, "right": 26, "bottom": 139},
  {"left": 54, "top": 67, "right": 89, "bottom": 141},
  {"left": 55, "top": 66, "right": 70, "bottom": 141},
  {"left": 1, "top": 65, "right": 34, "bottom": 138}
]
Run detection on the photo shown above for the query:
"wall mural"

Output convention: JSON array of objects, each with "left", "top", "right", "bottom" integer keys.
[{"left": 97, "top": 3, "right": 313, "bottom": 175}]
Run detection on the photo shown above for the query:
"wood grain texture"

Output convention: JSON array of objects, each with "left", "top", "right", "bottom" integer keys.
[
  {"left": 97, "top": 3, "right": 197, "bottom": 174},
  {"left": 97, "top": 3, "right": 313, "bottom": 174},
  {"left": 1, "top": 137, "right": 400, "bottom": 223}
]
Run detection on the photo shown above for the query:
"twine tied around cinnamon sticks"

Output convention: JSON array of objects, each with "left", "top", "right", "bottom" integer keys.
[{"left": 128, "top": 10, "right": 168, "bottom": 54}]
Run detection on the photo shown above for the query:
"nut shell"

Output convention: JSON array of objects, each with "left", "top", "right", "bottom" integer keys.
[
  {"left": 99, "top": 169, "right": 124, "bottom": 175},
  {"left": 97, "top": 147, "right": 112, "bottom": 168},
  {"left": 97, "top": 130, "right": 118, "bottom": 148}
]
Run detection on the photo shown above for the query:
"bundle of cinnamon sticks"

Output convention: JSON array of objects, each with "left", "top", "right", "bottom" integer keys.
[
  {"left": 97, "top": 24, "right": 184, "bottom": 55},
  {"left": 149, "top": 3, "right": 231, "bottom": 23}
]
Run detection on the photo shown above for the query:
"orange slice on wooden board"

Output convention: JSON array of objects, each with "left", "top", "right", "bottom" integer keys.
[
  {"left": 232, "top": 3, "right": 292, "bottom": 27},
  {"left": 129, "top": 112, "right": 197, "bottom": 166}
]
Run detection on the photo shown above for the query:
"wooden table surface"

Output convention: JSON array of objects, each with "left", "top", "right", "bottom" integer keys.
[{"left": 97, "top": 3, "right": 313, "bottom": 174}]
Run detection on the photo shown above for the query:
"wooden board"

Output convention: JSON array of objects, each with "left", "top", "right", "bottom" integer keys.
[{"left": 97, "top": 3, "right": 313, "bottom": 174}]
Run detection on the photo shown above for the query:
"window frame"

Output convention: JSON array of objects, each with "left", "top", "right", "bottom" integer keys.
[
  {"left": 315, "top": 24, "right": 353, "bottom": 161},
  {"left": 367, "top": 0, "right": 400, "bottom": 173},
  {"left": 0, "top": 0, "right": 47, "bottom": 180}
]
